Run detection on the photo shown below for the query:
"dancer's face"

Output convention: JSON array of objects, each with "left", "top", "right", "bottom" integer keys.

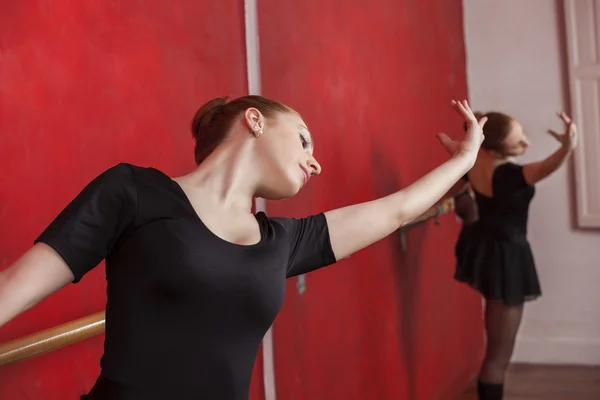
[
  {"left": 499, "top": 120, "right": 530, "bottom": 157},
  {"left": 249, "top": 111, "right": 321, "bottom": 200}
]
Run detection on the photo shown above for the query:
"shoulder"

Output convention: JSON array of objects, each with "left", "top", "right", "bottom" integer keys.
[
  {"left": 85, "top": 163, "right": 169, "bottom": 202},
  {"left": 107, "top": 162, "right": 157, "bottom": 178},
  {"left": 101, "top": 163, "right": 175, "bottom": 186},
  {"left": 257, "top": 212, "right": 289, "bottom": 235},
  {"left": 99, "top": 162, "right": 136, "bottom": 178},
  {"left": 496, "top": 161, "right": 522, "bottom": 171},
  {"left": 266, "top": 214, "right": 295, "bottom": 231},
  {"left": 266, "top": 213, "right": 311, "bottom": 231},
  {"left": 76, "top": 164, "right": 140, "bottom": 208},
  {"left": 78, "top": 163, "right": 135, "bottom": 192},
  {"left": 492, "top": 162, "right": 530, "bottom": 191},
  {"left": 265, "top": 213, "right": 329, "bottom": 235},
  {"left": 493, "top": 162, "right": 525, "bottom": 179}
]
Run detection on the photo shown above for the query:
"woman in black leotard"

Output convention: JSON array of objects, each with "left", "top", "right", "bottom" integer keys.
[
  {"left": 0, "top": 97, "right": 485, "bottom": 399},
  {"left": 452, "top": 111, "right": 578, "bottom": 400}
]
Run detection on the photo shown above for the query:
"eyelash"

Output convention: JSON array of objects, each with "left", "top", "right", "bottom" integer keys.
[{"left": 299, "top": 133, "right": 310, "bottom": 149}]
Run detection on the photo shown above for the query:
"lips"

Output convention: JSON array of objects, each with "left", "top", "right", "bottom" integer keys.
[{"left": 299, "top": 165, "right": 310, "bottom": 184}]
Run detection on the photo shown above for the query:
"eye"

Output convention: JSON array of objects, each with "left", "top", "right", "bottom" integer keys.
[{"left": 299, "top": 133, "right": 311, "bottom": 149}]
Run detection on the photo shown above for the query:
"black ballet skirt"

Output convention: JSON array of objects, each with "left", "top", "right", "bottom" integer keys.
[{"left": 454, "top": 163, "right": 541, "bottom": 306}]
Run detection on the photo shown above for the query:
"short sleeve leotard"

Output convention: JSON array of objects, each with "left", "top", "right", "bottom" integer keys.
[{"left": 35, "top": 163, "right": 337, "bottom": 399}]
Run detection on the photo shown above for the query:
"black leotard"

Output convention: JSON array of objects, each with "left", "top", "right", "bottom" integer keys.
[{"left": 35, "top": 163, "right": 337, "bottom": 399}]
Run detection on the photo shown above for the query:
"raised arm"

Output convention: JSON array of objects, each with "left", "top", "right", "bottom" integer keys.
[
  {"left": 0, "top": 243, "right": 74, "bottom": 327},
  {"left": 406, "top": 178, "right": 471, "bottom": 226},
  {"left": 441, "top": 177, "right": 470, "bottom": 203},
  {"left": 523, "top": 112, "right": 577, "bottom": 185},
  {"left": 324, "top": 100, "right": 486, "bottom": 260}
]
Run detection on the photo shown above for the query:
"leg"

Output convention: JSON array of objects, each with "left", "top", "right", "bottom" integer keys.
[{"left": 478, "top": 299, "right": 524, "bottom": 399}]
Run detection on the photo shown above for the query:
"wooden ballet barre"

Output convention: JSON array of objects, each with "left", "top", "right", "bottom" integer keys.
[
  {"left": 0, "top": 310, "right": 106, "bottom": 368},
  {"left": 398, "top": 198, "right": 455, "bottom": 252}
]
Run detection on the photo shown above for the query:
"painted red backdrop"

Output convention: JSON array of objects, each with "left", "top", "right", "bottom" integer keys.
[
  {"left": 0, "top": 0, "right": 483, "bottom": 399},
  {"left": 0, "top": 1, "right": 261, "bottom": 399},
  {"left": 258, "top": 0, "right": 484, "bottom": 399}
]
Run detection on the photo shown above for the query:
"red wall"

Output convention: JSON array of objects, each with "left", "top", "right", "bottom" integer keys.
[
  {"left": 0, "top": 1, "right": 256, "bottom": 399},
  {"left": 0, "top": 1, "right": 483, "bottom": 399},
  {"left": 258, "top": 0, "right": 484, "bottom": 399}
]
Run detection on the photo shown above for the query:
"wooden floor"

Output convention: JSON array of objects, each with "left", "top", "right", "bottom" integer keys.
[{"left": 458, "top": 364, "right": 600, "bottom": 400}]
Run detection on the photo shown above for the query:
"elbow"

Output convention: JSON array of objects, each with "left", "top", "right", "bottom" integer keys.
[
  {"left": 392, "top": 201, "right": 421, "bottom": 229},
  {"left": 396, "top": 210, "right": 417, "bottom": 229}
]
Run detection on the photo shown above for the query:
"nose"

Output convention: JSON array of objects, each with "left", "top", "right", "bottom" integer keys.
[{"left": 307, "top": 156, "right": 321, "bottom": 176}]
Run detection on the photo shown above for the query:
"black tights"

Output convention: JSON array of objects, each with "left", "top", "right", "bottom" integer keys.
[{"left": 478, "top": 299, "right": 524, "bottom": 399}]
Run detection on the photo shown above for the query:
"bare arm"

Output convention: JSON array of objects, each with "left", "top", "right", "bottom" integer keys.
[
  {"left": 523, "top": 111, "right": 577, "bottom": 185},
  {"left": 443, "top": 178, "right": 470, "bottom": 202},
  {"left": 325, "top": 100, "right": 486, "bottom": 260},
  {"left": 0, "top": 243, "right": 73, "bottom": 328},
  {"left": 409, "top": 179, "right": 469, "bottom": 224},
  {"left": 0, "top": 164, "right": 137, "bottom": 329}
]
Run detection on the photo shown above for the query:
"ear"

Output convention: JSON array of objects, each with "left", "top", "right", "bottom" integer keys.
[{"left": 244, "top": 108, "right": 265, "bottom": 137}]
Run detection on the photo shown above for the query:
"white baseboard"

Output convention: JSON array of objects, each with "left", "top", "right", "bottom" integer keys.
[{"left": 512, "top": 337, "right": 600, "bottom": 366}]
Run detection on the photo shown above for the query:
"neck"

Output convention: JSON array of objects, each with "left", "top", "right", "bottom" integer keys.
[
  {"left": 176, "top": 140, "right": 259, "bottom": 213},
  {"left": 479, "top": 149, "right": 514, "bottom": 164}
]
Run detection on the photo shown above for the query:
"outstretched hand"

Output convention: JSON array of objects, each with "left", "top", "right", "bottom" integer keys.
[
  {"left": 548, "top": 111, "right": 577, "bottom": 150},
  {"left": 437, "top": 100, "right": 487, "bottom": 161}
]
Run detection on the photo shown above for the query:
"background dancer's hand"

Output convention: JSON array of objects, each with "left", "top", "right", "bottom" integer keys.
[
  {"left": 437, "top": 100, "right": 487, "bottom": 163},
  {"left": 548, "top": 111, "right": 577, "bottom": 150}
]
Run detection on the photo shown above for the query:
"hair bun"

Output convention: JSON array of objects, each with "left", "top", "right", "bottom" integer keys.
[
  {"left": 189, "top": 95, "right": 294, "bottom": 165},
  {"left": 191, "top": 97, "right": 230, "bottom": 141}
]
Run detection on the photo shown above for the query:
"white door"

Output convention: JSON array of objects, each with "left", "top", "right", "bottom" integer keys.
[{"left": 564, "top": 0, "right": 600, "bottom": 228}]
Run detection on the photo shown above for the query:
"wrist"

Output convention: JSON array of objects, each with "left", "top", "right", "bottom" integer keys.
[
  {"left": 452, "top": 150, "right": 477, "bottom": 169},
  {"left": 562, "top": 141, "right": 574, "bottom": 152}
]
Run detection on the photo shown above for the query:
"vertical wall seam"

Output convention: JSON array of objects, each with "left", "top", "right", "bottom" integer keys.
[{"left": 244, "top": 1, "right": 276, "bottom": 399}]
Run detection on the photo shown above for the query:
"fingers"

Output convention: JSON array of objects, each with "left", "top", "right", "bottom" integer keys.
[
  {"left": 450, "top": 100, "right": 462, "bottom": 115},
  {"left": 556, "top": 112, "right": 578, "bottom": 137},
  {"left": 557, "top": 111, "right": 572, "bottom": 125},
  {"left": 451, "top": 100, "right": 469, "bottom": 117},
  {"left": 461, "top": 99, "right": 474, "bottom": 115},
  {"left": 478, "top": 116, "right": 489, "bottom": 128},
  {"left": 436, "top": 132, "right": 453, "bottom": 146},
  {"left": 547, "top": 129, "right": 560, "bottom": 140},
  {"left": 451, "top": 99, "right": 476, "bottom": 121},
  {"left": 436, "top": 133, "right": 456, "bottom": 156}
]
